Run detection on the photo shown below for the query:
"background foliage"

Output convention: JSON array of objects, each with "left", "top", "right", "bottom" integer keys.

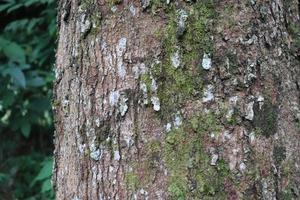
[{"left": 0, "top": 0, "right": 56, "bottom": 199}]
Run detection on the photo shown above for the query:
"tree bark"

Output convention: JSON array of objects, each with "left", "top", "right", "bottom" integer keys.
[{"left": 53, "top": 0, "right": 300, "bottom": 199}]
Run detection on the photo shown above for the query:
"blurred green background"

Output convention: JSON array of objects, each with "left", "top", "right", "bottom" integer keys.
[{"left": 0, "top": 0, "right": 56, "bottom": 199}]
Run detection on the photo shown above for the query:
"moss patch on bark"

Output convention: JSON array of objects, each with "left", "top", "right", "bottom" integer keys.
[{"left": 163, "top": 113, "right": 229, "bottom": 199}]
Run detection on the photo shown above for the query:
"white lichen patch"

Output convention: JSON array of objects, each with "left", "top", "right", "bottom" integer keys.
[
  {"left": 248, "top": 131, "right": 255, "bottom": 144},
  {"left": 239, "top": 162, "right": 246, "bottom": 172},
  {"left": 78, "top": 143, "right": 86, "bottom": 154},
  {"left": 151, "top": 96, "right": 160, "bottom": 111},
  {"left": 109, "top": 90, "right": 120, "bottom": 106},
  {"left": 92, "top": 165, "right": 98, "bottom": 186},
  {"left": 132, "top": 63, "right": 147, "bottom": 79},
  {"left": 202, "top": 84, "right": 214, "bottom": 102},
  {"left": 118, "top": 63, "right": 126, "bottom": 79},
  {"left": 114, "top": 150, "right": 121, "bottom": 161},
  {"left": 79, "top": 14, "right": 91, "bottom": 35},
  {"left": 173, "top": 113, "right": 182, "bottom": 128},
  {"left": 111, "top": 5, "right": 117, "bottom": 13},
  {"left": 226, "top": 109, "right": 234, "bottom": 120},
  {"left": 129, "top": 4, "right": 136, "bottom": 16},
  {"left": 124, "top": 133, "right": 134, "bottom": 147},
  {"left": 245, "top": 101, "right": 254, "bottom": 120},
  {"left": 117, "top": 37, "right": 127, "bottom": 56},
  {"left": 62, "top": 99, "right": 69, "bottom": 108},
  {"left": 151, "top": 76, "right": 158, "bottom": 92},
  {"left": 165, "top": 123, "right": 172, "bottom": 132},
  {"left": 178, "top": 9, "right": 188, "bottom": 25},
  {"left": 140, "top": 82, "right": 148, "bottom": 105},
  {"left": 177, "top": 9, "right": 188, "bottom": 35},
  {"left": 90, "top": 148, "right": 101, "bottom": 161},
  {"left": 210, "top": 153, "right": 219, "bottom": 166},
  {"left": 116, "top": 37, "right": 127, "bottom": 79},
  {"left": 257, "top": 95, "right": 264, "bottom": 109},
  {"left": 171, "top": 49, "right": 181, "bottom": 68},
  {"left": 119, "top": 96, "right": 128, "bottom": 116},
  {"left": 245, "top": 61, "right": 257, "bottom": 86},
  {"left": 72, "top": 196, "right": 81, "bottom": 200},
  {"left": 222, "top": 130, "right": 232, "bottom": 141},
  {"left": 95, "top": 118, "right": 101, "bottom": 127},
  {"left": 202, "top": 53, "right": 212, "bottom": 70},
  {"left": 229, "top": 96, "right": 238, "bottom": 106}
]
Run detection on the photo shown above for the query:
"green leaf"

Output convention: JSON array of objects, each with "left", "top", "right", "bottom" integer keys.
[
  {"left": 7, "top": 3, "right": 23, "bottom": 13},
  {"left": 21, "top": 122, "right": 31, "bottom": 138},
  {"left": 0, "top": 172, "right": 8, "bottom": 182},
  {"left": 34, "top": 159, "right": 52, "bottom": 182},
  {"left": 2, "top": 90, "right": 15, "bottom": 108},
  {"left": 0, "top": 37, "right": 10, "bottom": 50},
  {"left": 3, "top": 41, "right": 25, "bottom": 63},
  {"left": 2, "top": 67, "right": 26, "bottom": 87},
  {"left": 41, "top": 179, "right": 52, "bottom": 193},
  {"left": 27, "top": 77, "right": 45, "bottom": 87},
  {"left": 0, "top": 0, "right": 14, "bottom": 12},
  {"left": 29, "top": 97, "right": 50, "bottom": 112}
]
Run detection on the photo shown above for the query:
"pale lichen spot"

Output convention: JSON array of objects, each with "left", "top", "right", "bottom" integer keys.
[
  {"left": 109, "top": 90, "right": 120, "bottom": 106},
  {"left": 229, "top": 96, "right": 238, "bottom": 106},
  {"left": 129, "top": 4, "right": 136, "bottom": 16},
  {"left": 117, "top": 37, "right": 127, "bottom": 56},
  {"left": 151, "top": 96, "right": 160, "bottom": 111},
  {"left": 222, "top": 130, "right": 232, "bottom": 141},
  {"left": 165, "top": 123, "right": 172, "bottom": 132},
  {"left": 117, "top": 63, "right": 126, "bottom": 79},
  {"left": 95, "top": 118, "right": 101, "bottom": 127},
  {"left": 114, "top": 150, "right": 121, "bottom": 161},
  {"left": 257, "top": 95, "right": 264, "bottom": 109},
  {"left": 111, "top": 6, "right": 117, "bottom": 13},
  {"left": 151, "top": 76, "right": 158, "bottom": 92},
  {"left": 226, "top": 109, "right": 234, "bottom": 120},
  {"left": 79, "top": 14, "right": 91, "bottom": 35},
  {"left": 245, "top": 101, "right": 254, "bottom": 120},
  {"left": 140, "top": 82, "right": 148, "bottom": 105},
  {"left": 239, "top": 162, "right": 246, "bottom": 172},
  {"left": 78, "top": 143, "right": 86, "bottom": 154},
  {"left": 176, "top": 9, "right": 188, "bottom": 38},
  {"left": 210, "top": 153, "right": 219, "bottom": 166},
  {"left": 171, "top": 49, "right": 181, "bottom": 68},
  {"left": 248, "top": 131, "right": 255, "bottom": 144},
  {"left": 90, "top": 149, "right": 101, "bottom": 161},
  {"left": 119, "top": 96, "right": 128, "bottom": 116},
  {"left": 72, "top": 196, "right": 81, "bottom": 200},
  {"left": 202, "top": 84, "right": 214, "bottom": 102},
  {"left": 202, "top": 53, "right": 212, "bottom": 70},
  {"left": 173, "top": 113, "right": 182, "bottom": 128}
]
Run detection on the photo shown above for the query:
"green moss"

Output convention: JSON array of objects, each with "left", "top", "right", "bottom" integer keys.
[
  {"left": 124, "top": 140, "right": 162, "bottom": 191},
  {"left": 125, "top": 171, "right": 139, "bottom": 191},
  {"left": 135, "top": 1, "right": 229, "bottom": 198},
  {"left": 80, "top": 0, "right": 93, "bottom": 10},
  {"left": 163, "top": 113, "right": 229, "bottom": 199},
  {"left": 168, "top": 180, "right": 187, "bottom": 200},
  {"left": 149, "top": 0, "right": 214, "bottom": 119},
  {"left": 253, "top": 100, "right": 278, "bottom": 137}
]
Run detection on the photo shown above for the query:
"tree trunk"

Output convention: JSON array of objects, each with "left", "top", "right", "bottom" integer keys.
[{"left": 53, "top": 0, "right": 300, "bottom": 199}]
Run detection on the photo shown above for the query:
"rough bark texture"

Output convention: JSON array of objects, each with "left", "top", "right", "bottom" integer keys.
[{"left": 53, "top": 0, "right": 300, "bottom": 199}]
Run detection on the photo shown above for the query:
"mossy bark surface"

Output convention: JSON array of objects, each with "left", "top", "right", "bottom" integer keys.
[{"left": 54, "top": 0, "right": 300, "bottom": 199}]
